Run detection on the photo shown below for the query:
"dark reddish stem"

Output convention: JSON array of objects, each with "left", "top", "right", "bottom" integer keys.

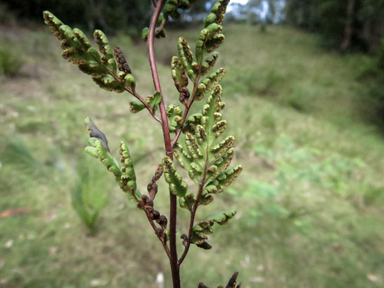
[
  {"left": 148, "top": 1, "right": 180, "bottom": 288},
  {"left": 148, "top": 1, "right": 171, "bottom": 155},
  {"left": 178, "top": 207, "right": 196, "bottom": 265}
]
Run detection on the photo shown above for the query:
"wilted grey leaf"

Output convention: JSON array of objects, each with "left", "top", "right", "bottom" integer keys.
[{"left": 84, "top": 117, "right": 110, "bottom": 152}]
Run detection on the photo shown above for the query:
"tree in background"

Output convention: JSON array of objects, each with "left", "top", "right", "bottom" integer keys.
[
  {"left": 340, "top": 0, "right": 355, "bottom": 52},
  {"left": 246, "top": 0, "right": 285, "bottom": 25},
  {"left": 357, "top": 0, "right": 384, "bottom": 53},
  {"left": 286, "top": 0, "right": 384, "bottom": 53}
]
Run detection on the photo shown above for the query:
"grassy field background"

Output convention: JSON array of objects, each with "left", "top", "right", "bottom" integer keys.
[{"left": 1, "top": 23, "right": 384, "bottom": 288}]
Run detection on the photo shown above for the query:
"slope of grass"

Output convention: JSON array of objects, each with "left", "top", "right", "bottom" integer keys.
[{"left": 0, "top": 24, "right": 383, "bottom": 288}]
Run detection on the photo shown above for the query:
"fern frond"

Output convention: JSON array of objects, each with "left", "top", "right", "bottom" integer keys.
[
  {"left": 174, "top": 85, "right": 242, "bottom": 208},
  {"left": 191, "top": 208, "right": 237, "bottom": 247},
  {"left": 43, "top": 11, "right": 136, "bottom": 94}
]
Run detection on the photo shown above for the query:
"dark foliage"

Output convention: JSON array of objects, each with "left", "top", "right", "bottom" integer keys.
[
  {"left": 2, "top": 0, "right": 151, "bottom": 36},
  {"left": 286, "top": 0, "right": 384, "bottom": 53},
  {"left": 357, "top": 40, "right": 384, "bottom": 128}
]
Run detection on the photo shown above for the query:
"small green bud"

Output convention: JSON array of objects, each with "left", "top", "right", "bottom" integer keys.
[
  {"left": 149, "top": 91, "right": 162, "bottom": 109},
  {"left": 124, "top": 74, "right": 136, "bottom": 91},
  {"left": 129, "top": 101, "right": 145, "bottom": 113},
  {"left": 142, "top": 27, "right": 149, "bottom": 41}
]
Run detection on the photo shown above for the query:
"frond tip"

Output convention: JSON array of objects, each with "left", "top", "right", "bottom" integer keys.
[
  {"left": 43, "top": 11, "right": 127, "bottom": 93},
  {"left": 191, "top": 208, "right": 237, "bottom": 248},
  {"left": 204, "top": 0, "right": 230, "bottom": 27}
]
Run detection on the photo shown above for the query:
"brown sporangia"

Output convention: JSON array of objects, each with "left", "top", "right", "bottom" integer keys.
[
  {"left": 62, "top": 47, "right": 86, "bottom": 64},
  {"left": 197, "top": 272, "right": 241, "bottom": 288},
  {"left": 156, "top": 215, "right": 168, "bottom": 230},
  {"left": 211, "top": 136, "right": 234, "bottom": 158},
  {"left": 141, "top": 195, "right": 153, "bottom": 208},
  {"left": 197, "top": 126, "right": 207, "bottom": 140},
  {"left": 94, "top": 30, "right": 114, "bottom": 66},
  {"left": 226, "top": 272, "right": 241, "bottom": 288},
  {"left": 180, "top": 234, "right": 189, "bottom": 247},
  {"left": 171, "top": 56, "right": 190, "bottom": 105},
  {"left": 155, "top": 28, "right": 166, "bottom": 38},
  {"left": 179, "top": 90, "right": 190, "bottom": 105},
  {"left": 208, "top": 166, "right": 216, "bottom": 173},
  {"left": 221, "top": 166, "right": 242, "bottom": 187},
  {"left": 147, "top": 182, "right": 158, "bottom": 200},
  {"left": 174, "top": 77, "right": 190, "bottom": 105},
  {"left": 114, "top": 46, "right": 132, "bottom": 75},
  {"left": 180, "top": 37, "right": 194, "bottom": 62},
  {"left": 153, "top": 164, "right": 163, "bottom": 181},
  {"left": 152, "top": 210, "right": 160, "bottom": 220},
  {"left": 94, "top": 31, "right": 105, "bottom": 54},
  {"left": 147, "top": 164, "right": 163, "bottom": 200},
  {"left": 199, "top": 194, "right": 214, "bottom": 206},
  {"left": 212, "top": 120, "right": 226, "bottom": 138},
  {"left": 140, "top": 194, "right": 168, "bottom": 230}
]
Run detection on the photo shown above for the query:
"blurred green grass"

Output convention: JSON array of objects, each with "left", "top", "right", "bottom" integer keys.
[{"left": 0, "top": 24, "right": 384, "bottom": 288}]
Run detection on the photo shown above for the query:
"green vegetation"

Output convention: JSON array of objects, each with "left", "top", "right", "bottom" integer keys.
[
  {"left": 1, "top": 22, "right": 384, "bottom": 288},
  {"left": 0, "top": 42, "right": 23, "bottom": 77},
  {"left": 71, "top": 155, "right": 112, "bottom": 235},
  {"left": 356, "top": 39, "right": 384, "bottom": 127}
]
